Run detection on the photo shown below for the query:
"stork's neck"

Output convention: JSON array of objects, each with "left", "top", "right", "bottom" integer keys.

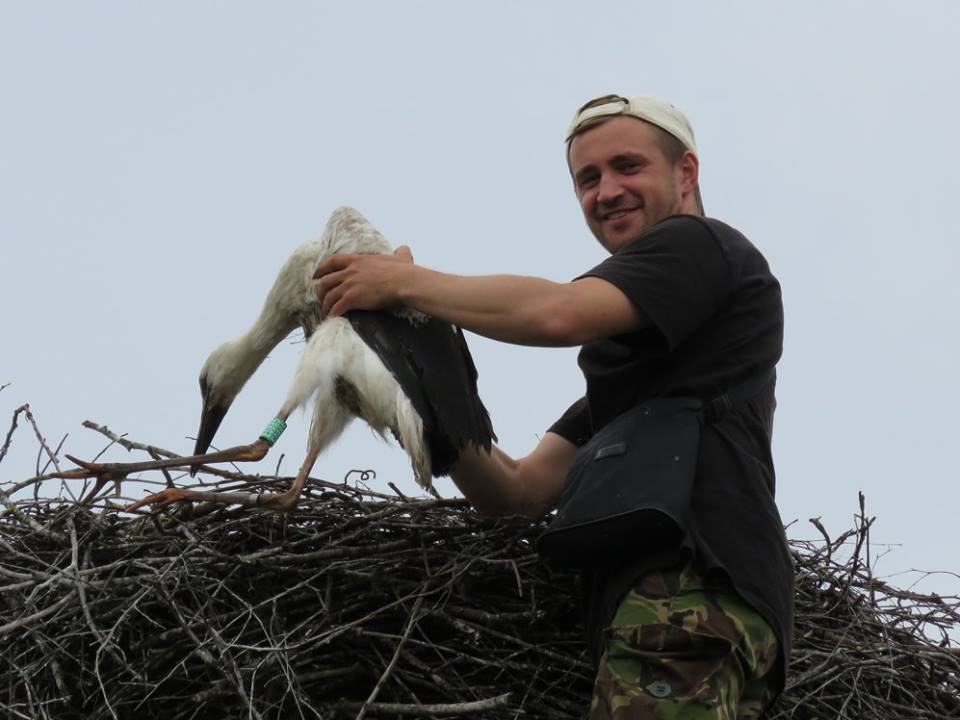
[
  {"left": 240, "top": 302, "right": 298, "bottom": 363},
  {"left": 216, "top": 306, "right": 297, "bottom": 397}
]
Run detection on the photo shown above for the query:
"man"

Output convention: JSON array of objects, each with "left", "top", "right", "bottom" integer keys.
[{"left": 314, "top": 94, "right": 793, "bottom": 719}]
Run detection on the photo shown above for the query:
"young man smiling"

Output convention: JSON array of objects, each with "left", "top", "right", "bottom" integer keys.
[{"left": 314, "top": 94, "right": 793, "bottom": 719}]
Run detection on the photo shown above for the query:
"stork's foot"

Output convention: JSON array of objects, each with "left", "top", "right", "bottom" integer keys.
[
  {"left": 125, "top": 488, "right": 201, "bottom": 512},
  {"left": 55, "top": 455, "right": 130, "bottom": 480},
  {"left": 50, "top": 455, "right": 132, "bottom": 505},
  {"left": 124, "top": 486, "right": 300, "bottom": 514},
  {"left": 125, "top": 434, "right": 322, "bottom": 515}
]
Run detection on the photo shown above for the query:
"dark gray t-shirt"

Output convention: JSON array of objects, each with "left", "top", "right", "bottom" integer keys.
[{"left": 548, "top": 214, "right": 793, "bottom": 688}]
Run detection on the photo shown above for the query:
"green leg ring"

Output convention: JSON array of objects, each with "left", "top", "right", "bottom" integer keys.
[{"left": 259, "top": 417, "right": 287, "bottom": 445}]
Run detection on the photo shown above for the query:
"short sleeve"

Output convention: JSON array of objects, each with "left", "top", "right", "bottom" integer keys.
[
  {"left": 547, "top": 396, "right": 592, "bottom": 447},
  {"left": 579, "top": 215, "right": 733, "bottom": 351}
]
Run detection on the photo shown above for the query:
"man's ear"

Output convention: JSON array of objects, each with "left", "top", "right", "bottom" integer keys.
[{"left": 680, "top": 151, "right": 699, "bottom": 194}]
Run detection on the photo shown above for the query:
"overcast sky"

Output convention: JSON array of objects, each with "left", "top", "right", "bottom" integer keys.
[{"left": 2, "top": 2, "right": 958, "bottom": 603}]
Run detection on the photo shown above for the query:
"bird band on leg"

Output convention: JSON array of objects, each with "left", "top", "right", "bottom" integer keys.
[{"left": 259, "top": 418, "right": 287, "bottom": 446}]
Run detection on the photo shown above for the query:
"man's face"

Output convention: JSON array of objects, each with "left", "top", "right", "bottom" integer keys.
[{"left": 568, "top": 116, "right": 692, "bottom": 253}]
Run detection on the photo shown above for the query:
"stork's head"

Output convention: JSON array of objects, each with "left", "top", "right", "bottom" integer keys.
[{"left": 194, "top": 339, "right": 260, "bottom": 457}]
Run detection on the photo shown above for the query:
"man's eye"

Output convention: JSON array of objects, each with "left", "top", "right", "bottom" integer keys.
[{"left": 578, "top": 175, "right": 599, "bottom": 189}]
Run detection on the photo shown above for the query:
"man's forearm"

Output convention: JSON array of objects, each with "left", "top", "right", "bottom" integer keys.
[
  {"left": 396, "top": 266, "right": 573, "bottom": 346},
  {"left": 450, "top": 445, "right": 530, "bottom": 517},
  {"left": 314, "top": 251, "right": 646, "bottom": 345},
  {"left": 450, "top": 436, "right": 572, "bottom": 521}
]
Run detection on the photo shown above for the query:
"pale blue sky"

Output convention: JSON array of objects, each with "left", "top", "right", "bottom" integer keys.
[{"left": 2, "top": 2, "right": 958, "bottom": 602}]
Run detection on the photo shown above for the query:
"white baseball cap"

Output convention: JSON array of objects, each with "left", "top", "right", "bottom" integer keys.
[{"left": 566, "top": 94, "right": 697, "bottom": 153}]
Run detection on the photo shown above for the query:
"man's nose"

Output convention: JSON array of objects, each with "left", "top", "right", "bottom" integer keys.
[{"left": 595, "top": 175, "right": 624, "bottom": 206}]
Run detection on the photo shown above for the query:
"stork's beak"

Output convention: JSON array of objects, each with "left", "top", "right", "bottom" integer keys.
[{"left": 192, "top": 399, "right": 230, "bottom": 475}]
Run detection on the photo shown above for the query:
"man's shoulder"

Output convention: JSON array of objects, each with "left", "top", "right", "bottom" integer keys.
[
  {"left": 649, "top": 215, "right": 778, "bottom": 295},
  {"left": 677, "top": 215, "right": 771, "bottom": 269},
  {"left": 631, "top": 214, "right": 759, "bottom": 270},
  {"left": 619, "top": 214, "right": 721, "bottom": 257},
  {"left": 657, "top": 214, "right": 754, "bottom": 247},
  {"left": 651, "top": 213, "right": 748, "bottom": 237},
  {"left": 641, "top": 214, "right": 754, "bottom": 253}
]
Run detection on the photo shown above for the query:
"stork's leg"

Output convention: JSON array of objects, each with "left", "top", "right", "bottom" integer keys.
[
  {"left": 250, "top": 440, "right": 324, "bottom": 512},
  {"left": 50, "top": 439, "right": 274, "bottom": 504},
  {"left": 51, "top": 403, "right": 303, "bottom": 497},
  {"left": 126, "top": 382, "right": 352, "bottom": 514},
  {"left": 116, "top": 431, "right": 282, "bottom": 511},
  {"left": 124, "top": 424, "right": 327, "bottom": 513},
  {"left": 49, "top": 431, "right": 272, "bottom": 502},
  {"left": 56, "top": 440, "right": 273, "bottom": 482},
  {"left": 118, "top": 321, "right": 361, "bottom": 513}
]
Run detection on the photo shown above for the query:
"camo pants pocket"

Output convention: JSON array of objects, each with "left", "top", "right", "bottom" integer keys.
[{"left": 589, "top": 566, "right": 778, "bottom": 720}]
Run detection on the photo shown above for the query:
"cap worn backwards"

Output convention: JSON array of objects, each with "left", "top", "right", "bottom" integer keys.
[{"left": 566, "top": 94, "right": 697, "bottom": 153}]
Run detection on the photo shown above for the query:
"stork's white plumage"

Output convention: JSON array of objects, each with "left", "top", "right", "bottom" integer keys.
[
  {"left": 195, "top": 207, "right": 398, "bottom": 420},
  {"left": 60, "top": 207, "right": 494, "bottom": 511},
  {"left": 195, "top": 207, "right": 434, "bottom": 486}
]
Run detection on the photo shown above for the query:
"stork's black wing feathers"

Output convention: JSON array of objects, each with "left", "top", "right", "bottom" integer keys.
[{"left": 345, "top": 310, "right": 496, "bottom": 476}]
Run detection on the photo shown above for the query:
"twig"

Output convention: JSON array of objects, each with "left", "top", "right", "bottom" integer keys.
[
  {"left": 0, "top": 404, "right": 28, "bottom": 466},
  {"left": 355, "top": 595, "right": 424, "bottom": 720},
  {"left": 22, "top": 406, "right": 62, "bottom": 475},
  {"left": 0, "top": 587, "right": 77, "bottom": 637},
  {"left": 342, "top": 693, "right": 511, "bottom": 716}
]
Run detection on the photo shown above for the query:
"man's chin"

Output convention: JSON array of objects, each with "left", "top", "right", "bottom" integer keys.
[
  {"left": 591, "top": 221, "right": 645, "bottom": 253},
  {"left": 601, "top": 216, "right": 650, "bottom": 247},
  {"left": 601, "top": 228, "right": 640, "bottom": 252}
]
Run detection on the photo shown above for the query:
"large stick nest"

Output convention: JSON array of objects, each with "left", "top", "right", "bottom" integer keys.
[{"left": 1, "top": 411, "right": 959, "bottom": 718}]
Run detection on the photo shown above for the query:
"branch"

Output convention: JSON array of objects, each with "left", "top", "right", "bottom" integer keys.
[
  {"left": 355, "top": 595, "right": 424, "bottom": 720},
  {"left": 342, "top": 693, "right": 511, "bottom": 717}
]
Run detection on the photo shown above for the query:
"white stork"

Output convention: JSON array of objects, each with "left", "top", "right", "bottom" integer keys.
[{"left": 62, "top": 207, "right": 495, "bottom": 511}]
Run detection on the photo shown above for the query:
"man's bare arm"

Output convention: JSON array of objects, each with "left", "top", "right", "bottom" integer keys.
[
  {"left": 313, "top": 252, "right": 648, "bottom": 346},
  {"left": 450, "top": 432, "right": 576, "bottom": 520}
]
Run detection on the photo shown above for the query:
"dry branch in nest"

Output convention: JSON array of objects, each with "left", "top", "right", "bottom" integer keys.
[{"left": 1, "top": 415, "right": 959, "bottom": 719}]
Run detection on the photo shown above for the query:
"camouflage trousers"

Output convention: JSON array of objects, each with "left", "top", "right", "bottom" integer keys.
[{"left": 590, "top": 563, "right": 779, "bottom": 719}]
